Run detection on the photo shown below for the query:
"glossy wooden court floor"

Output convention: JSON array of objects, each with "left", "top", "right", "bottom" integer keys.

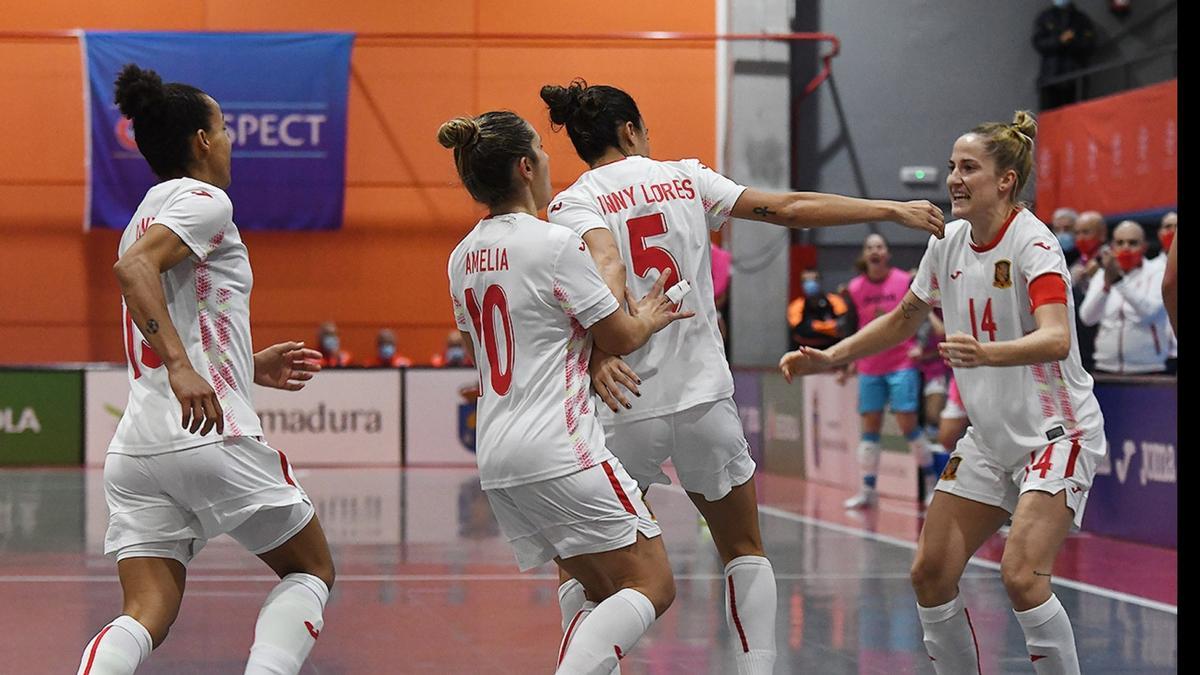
[{"left": 0, "top": 467, "right": 1176, "bottom": 673}]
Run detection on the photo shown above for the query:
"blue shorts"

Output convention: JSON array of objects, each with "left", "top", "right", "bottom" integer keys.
[{"left": 857, "top": 368, "right": 920, "bottom": 415}]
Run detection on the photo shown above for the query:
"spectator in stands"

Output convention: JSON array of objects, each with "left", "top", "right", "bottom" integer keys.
[
  {"left": 1032, "top": 0, "right": 1097, "bottom": 110},
  {"left": 317, "top": 321, "right": 352, "bottom": 368},
  {"left": 1079, "top": 220, "right": 1171, "bottom": 374},
  {"left": 1157, "top": 212, "right": 1177, "bottom": 373},
  {"left": 1051, "top": 207, "right": 1080, "bottom": 266},
  {"left": 370, "top": 329, "right": 412, "bottom": 367},
  {"left": 1163, "top": 231, "right": 1178, "bottom": 337},
  {"left": 787, "top": 269, "right": 852, "bottom": 351},
  {"left": 432, "top": 329, "right": 471, "bottom": 367},
  {"left": 1070, "top": 210, "right": 1107, "bottom": 371},
  {"left": 1157, "top": 211, "right": 1176, "bottom": 258}
]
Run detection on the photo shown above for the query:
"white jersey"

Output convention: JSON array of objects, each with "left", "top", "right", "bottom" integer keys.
[
  {"left": 448, "top": 213, "right": 620, "bottom": 490},
  {"left": 111, "top": 178, "right": 262, "bottom": 455},
  {"left": 910, "top": 209, "right": 1104, "bottom": 459},
  {"left": 549, "top": 156, "right": 747, "bottom": 422}
]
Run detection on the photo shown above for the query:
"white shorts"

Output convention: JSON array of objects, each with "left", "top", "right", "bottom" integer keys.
[
  {"left": 923, "top": 374, "right": 949, "bottom": 398},
  {"left": 604, "top": 397, "right": 756, "bottom": 502},
  {"left": 104, "top": 436, "right": 314, "bottom": 565},
  {"left": 486, "top": 459, "right": 661, "bottom": 572},
  {"left": 934, "top": 428, "right": 1105, "bottom": 527}
]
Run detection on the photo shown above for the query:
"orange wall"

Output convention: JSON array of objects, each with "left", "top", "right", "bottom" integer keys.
[{"left": 0, "top": 1, "right": 717, "bottom": 364}]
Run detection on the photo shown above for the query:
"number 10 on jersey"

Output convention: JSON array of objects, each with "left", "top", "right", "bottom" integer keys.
[{"left": 465, "top": 285, "right": 514, "bottom": 396}]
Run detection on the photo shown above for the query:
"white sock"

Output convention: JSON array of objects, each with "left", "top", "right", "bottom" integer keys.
[
  {"left": 1014, "top": 594, "right": 1080, "bottom": 675},
  {"left": 555, "top": 588, "right": 655, "bottom": 675},
  {"left": 909, "top": 435, "right": 933, "bottom": 470},
  {"left": 559, "top": 579, "right": 587, "bottom": 632},
  {"left": 77, "top": 615, "right": 152, "bottom": 675},
  {"left": 244, "top": 573, "right": 330, "bottom": 675},
  {"left": 857, "top": 441, "right": 882, "bottom": 488},
  {"left": 724, "top": 556, "right": 777, "bottom": 675},
  {"left": 917, "top": 595, "right": 981, "bottom": 674}
]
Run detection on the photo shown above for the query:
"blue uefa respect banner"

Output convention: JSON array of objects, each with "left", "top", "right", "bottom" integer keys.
[
  {"left": 1080, "top": 380, "right": 1177, "bottom": 548},
  {"left": 83, "top": 32, "right": 353, "bottom": 231}
]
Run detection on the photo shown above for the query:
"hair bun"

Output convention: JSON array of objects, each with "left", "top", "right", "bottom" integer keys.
[
  {"left": 1011, "top": 110, "right": 1038, "bottom": 142},
  {"left": 540, "top": 79, "right": 588, "bottom": 126},
  {"left": 437, "top": 117, "right": 482, "bottom": 150},
  {"left": 113, "top": 63, "right": 166, "bottom": 120}
]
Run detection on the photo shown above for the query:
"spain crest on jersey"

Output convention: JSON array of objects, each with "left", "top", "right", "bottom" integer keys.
[
  {"left": 457, "top": 383, "right": 480, "bottom": 453},
  {"left": 993, "top": 259, "right": 1013, "bottom": 289}
]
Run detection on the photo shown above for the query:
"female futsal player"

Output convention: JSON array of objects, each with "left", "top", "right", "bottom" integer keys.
[
  {"left": 77, "top": 64, "right": 335, "bottom": 675},
  {"left": 440, "top": 111, "right": 690, "bottom": 674},
  {"left": 781, "top": 111, "right": 1104, "bottom": 674},
  {"left": 540, "top": 78, "right": 944, "bottom": 674},
  {"left": 842, "top": 234, "right": 936, "bottom": 509}
]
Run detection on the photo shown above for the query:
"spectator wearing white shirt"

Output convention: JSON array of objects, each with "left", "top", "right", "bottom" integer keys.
[{"left": 1078, "top": 220, "right": 1170, "bottom": 374}]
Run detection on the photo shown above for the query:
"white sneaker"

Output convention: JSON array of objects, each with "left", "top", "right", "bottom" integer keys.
[{"left": 844, "top": 489, "right": 878, "bottom": 509}]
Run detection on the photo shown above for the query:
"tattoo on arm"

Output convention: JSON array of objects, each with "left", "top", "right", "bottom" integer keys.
[
  {"left": 752, "top": 206, "right": 777, "bottom": 218},
  {"left": 144, "top": 319, "right": 160, "bottom": 335},
  {"left": 900, "top": 299, "right": 920, "bottom": 321},
  {"left": 1034, "top": 570, "right": 1052, "bottom": 578}
]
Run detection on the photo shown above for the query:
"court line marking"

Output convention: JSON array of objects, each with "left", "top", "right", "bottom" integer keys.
[{"left": 750, "top": 501, "right": 1178, "bottom": 616}]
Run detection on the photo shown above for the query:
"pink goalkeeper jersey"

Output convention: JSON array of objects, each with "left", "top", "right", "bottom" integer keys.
[{"left": 848, "top": 267, "right": 917, "bottom": 376}]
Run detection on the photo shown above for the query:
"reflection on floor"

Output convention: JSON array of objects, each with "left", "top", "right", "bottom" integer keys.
[{"left": 0, "top": 467, "right": 1176, "bottom": 673}]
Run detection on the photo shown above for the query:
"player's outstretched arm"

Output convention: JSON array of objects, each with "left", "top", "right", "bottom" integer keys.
[
  {"left": 114, "top": 223, "right": 224, "bottom": 436},
  {"left": 780, "top": 290, "right": 931, "bottom": 383},
  {"left": 591, "top": 269, "right": 694, "bottom": 356},
  {"left": 730, "top": 188, "right": 945, "bottom": 239},
  {"left": 941, "top": 302, "right": 1070, "bottom": 369}
]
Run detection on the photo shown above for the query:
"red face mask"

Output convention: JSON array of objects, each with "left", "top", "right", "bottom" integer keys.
[
  {"left": 1116, "top": 249, "right": 1143, "bottom": 272},
  {"left": 1159, "top": 230, "right": 1175, "bottom": 252},
  {"left": 1075, "top": 235, "right": 1101, "bottom": 257}
]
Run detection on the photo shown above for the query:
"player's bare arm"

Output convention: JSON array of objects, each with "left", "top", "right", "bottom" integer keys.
[
  {"left": 253, "top": 342, "right": 323, "bottom": 391},
  {"left": 941, "top": 302, "right": 1070, "bottom": 368},
  {"left": 730, "top": 187, "right": 946, "bottom": 239},
  {"left": 113, "top": 222, "right": 224, "bottom": 435},
  {"left": 581, "top": 227, "right": 643, "bottom": 412},
  {"left": 591, "top": 268, "right": 694, "bottom": 356},
  {"left": 780, "top": 290, "right": 931, "bottom": 383}
]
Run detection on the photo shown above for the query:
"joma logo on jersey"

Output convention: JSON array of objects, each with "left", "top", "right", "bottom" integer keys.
[{"left": 993, "top": 260, "right": 1013, "bottom": 289}]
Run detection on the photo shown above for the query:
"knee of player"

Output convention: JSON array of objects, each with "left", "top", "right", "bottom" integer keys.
[
  {"left": 999, "top": 560, "right": 1043, "bottom": 601},
  {"left": 123, "top": 611, "right": 174, "bottom": 649},
  {"left": 649, "top": 574, "right": 676, "bottom": 618},
  {"left": 909, "top": 556, "right": 950, "bottom": 594},
  {"left": 313, "top": 560, "right": 336, "bottom": 591}
]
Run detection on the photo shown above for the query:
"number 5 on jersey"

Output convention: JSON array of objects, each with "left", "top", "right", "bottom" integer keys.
[
  {"left": 465, "top": 285, "right": 515, "bottom": 396},
  {"left": 626, "top": 213, "right": 684, "bottom": 309}
]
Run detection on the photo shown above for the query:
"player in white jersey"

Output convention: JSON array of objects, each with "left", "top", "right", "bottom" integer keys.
[
  {"left": 780, "top": 111, "right": 1104, "bottom": 674},
  {"left": 539, "top": 79, "right": 945, "bottom": 675},
  {"left": 440, "top": 111, "right": 693, "bottom": 675},
  {"left": 77, "top": 65, "right": 334, "bottom": 675}
]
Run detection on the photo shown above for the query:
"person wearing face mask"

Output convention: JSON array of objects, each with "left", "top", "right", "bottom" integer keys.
[
  {"left": 781, "top": 110, "right": 1106, "bottom": 673},
  {"left": 1156, "top": 212, "right": 1177, "bottom": 373},
  {"left": 1078, "top": 220, "right": 1171, "bottom": 374},
  {"left": 431, "top": 329, "right": 471, "bottom": 367},
  {"left": 1069, "top": 210, "right": 1107, "bottom": 371},
  {"left": 316, "top": 321, "right": 353, "bottom": 368},
  {"left": 370, "top": 329, "right": 412, "bottom": 368},
  {"left": 787, "top": 269, "right": 852, "bottom": 351},
  {"left": 1032, "top": 0, "right": 1097, "bottom": 110},
  {"left": 1050, "top": 207, "right": 1079, "bottom": 267}
]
